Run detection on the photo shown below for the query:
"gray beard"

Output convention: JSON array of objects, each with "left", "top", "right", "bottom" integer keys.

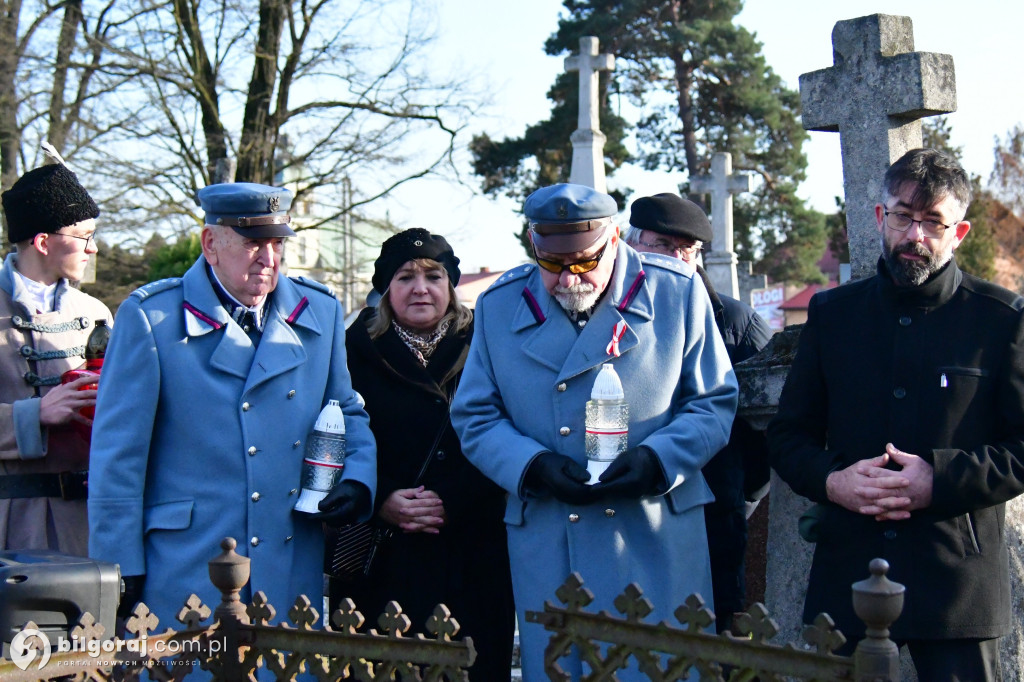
[
  {"left": 882, "top": 239, "right": 950, "bottom": 287},
  {"left": 553, "top": 283, "right": 600, "bottom": 313}
]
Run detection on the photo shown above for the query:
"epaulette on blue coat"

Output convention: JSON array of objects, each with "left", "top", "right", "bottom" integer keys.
[
  {"left": 290, "top": 275, "right": 335, "bottom": 298},
  {"left": 479, "top": 264, "right": 534, "bottom": 299},
  {"left": 130, "top": 278, "right": 181, "bottom": 302},
  {"left": 638, "top": 251, "right": 694, "bottom": 279}
]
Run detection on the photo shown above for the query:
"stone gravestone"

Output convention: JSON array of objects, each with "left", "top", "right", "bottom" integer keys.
[
  {"left": 690, "top": 152, "right": 752, "bottom": 300},
  {"left": 565, "top": 37, "right": 615, "bottom": 193},
  {"left": 749, "top": 14, "right": 1024, "bottom": 678},
  {"left": 799, "top": 14, "right": 955, "bottom": 282}
]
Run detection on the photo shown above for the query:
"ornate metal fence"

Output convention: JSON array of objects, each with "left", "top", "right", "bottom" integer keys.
[
  {"left": 0, "top": 537, "right": 475, "bottom": 681},
  {"left": 0, "top": 538, "right": 904, "bottom": 681},
  {"left": 525, "top": 557, "right": 904, "bottom": 681}
]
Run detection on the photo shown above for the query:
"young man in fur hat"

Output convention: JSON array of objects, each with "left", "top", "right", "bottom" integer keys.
[{"left": 0, "top": 162, "right": 112, "bottom": 555}]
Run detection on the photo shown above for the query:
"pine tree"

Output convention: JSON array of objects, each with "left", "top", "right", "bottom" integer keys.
[
  {"left": 923, "top": 117, "right": 997, "bottom": 282},
  {"left": 473, "top": 0, "right": 826, "bottom": 281}
]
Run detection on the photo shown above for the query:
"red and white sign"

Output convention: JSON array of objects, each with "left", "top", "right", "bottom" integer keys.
[{"left": 751, "top": 284, "right": 786, "bottom": 332}]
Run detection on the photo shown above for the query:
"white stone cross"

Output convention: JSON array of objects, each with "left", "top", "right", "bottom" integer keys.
[
  {"left": 800, "top": 14, "right": 955, "bottom": 280},
  {"left": 565, "top": 36, "right": 615, "bottom": 192},
  {"left": 690, "top": 152, "right": 752, "bottom": 299}
]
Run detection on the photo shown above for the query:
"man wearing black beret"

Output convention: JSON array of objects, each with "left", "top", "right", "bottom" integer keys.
[
  {"left": 0, "top": 161, "right": 112, "bottom": 555},
  {"left": 626, "top": 192, "right": 773, "bottom": 633}
]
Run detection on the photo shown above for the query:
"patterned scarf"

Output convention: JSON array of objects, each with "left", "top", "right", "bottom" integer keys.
[{"left": 392, "top": 318, "right": 451, "bottom": 366}]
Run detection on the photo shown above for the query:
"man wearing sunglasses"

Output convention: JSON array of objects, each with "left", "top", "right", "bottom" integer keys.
[
  {"left": 625, "top": 193, "right": 772, "bottom": 635},
  {"left": 769, "top": 148, "right": 1024, "bottom": 680},
  {"left": 0, "top": 161, "right": 111, "bottom": 556},
  {"left": 452, "top": 183, "right": 738, "bottom": 680}
]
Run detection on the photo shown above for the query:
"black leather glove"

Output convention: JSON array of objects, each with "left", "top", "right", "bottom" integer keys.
[
  {"left": 593, "top": 446, "right": 663, "bottom": 499},
  {"left": 313, "top": 480, "right": 371, "bottom": 527},
  {"left": 524, "top": 452, "right": 595, "bottom": 505},
  {"left": 118, "top": 574, "right": 146, "bottom": 619}
]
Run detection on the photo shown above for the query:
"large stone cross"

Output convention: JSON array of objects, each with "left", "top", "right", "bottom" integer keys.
[
  {"left": 690, "top": 152, "right": 752, "bottom": 299},
  {"left": 565, "top": 36, "right": 615, "bottom": 192},
  {"left": 800, "top": 14, "right": 956, "bottom": 280}
]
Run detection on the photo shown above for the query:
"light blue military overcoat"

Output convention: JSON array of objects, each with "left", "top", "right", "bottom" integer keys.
[
  {"left": 88, "top": 256, "right": 376, "bottom": 629},
  {"left": 451, "top": 243, "right": 737, "bottom": 681}
]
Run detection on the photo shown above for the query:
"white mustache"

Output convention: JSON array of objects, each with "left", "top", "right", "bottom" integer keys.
[{"left": 553, "top": 283, "right": 596, "bottom": 295}]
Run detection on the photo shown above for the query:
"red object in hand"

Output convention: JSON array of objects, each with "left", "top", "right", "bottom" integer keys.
[{"left": 61, "top": 319, "right": 109, "bottom": 439}]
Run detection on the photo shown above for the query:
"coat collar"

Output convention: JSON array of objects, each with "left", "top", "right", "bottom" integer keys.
[
  {"left": 1, "top": 252, "right": 73, "bottom": 316},
  {"left": 181, "top": 256, "right": 322, "bottom": 337},
  {"left": 349, "top": 307, "right": 470, "bottom": 399},
  {"left": 876, "top": 255, "right": 962, "bottom": 310},
  {"left": 516, "top": 242, "right": 653, "bottom": 382},
  {"left": 180, "top": 256, "right": 321, "bottom": 391}
]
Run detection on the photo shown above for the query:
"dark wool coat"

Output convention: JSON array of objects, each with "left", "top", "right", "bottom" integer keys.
[
  {"left": 768, "top": 258, "right": 1024, "bottom": 641},
  {"left": 697, "top": 268, "right": 772, "bottom": 631},
  {"left": 339, "top": 307, "right": 514, "bottom": 681},
  {"left": 701, "top": 281, "right": 773, "bottom": 517}
]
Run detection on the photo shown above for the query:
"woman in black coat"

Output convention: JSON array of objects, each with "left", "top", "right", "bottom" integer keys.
[{"left": 330, "top": 228, "right": 514, "bottom": 681}]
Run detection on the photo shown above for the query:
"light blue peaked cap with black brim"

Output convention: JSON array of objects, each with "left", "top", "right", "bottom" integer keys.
[
  {"left": 524, "top": 183, "right": 618, "bottom": 254},
  {"left": 198, "top": 182, "right": 296, "bottom": 239}
]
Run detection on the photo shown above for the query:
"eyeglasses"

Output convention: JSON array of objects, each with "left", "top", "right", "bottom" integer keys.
[
  {"left": 533, "top": 239, "right": 609, "bottom": 275},
  {"left": 637, "top": 237, "right": 702, "bottom": 257},
  {"left": 883, "top": 209, "right": 960, "bottom": 239},
  {"left": 53, "top": 232, "right": 96, "bottom": 249}
]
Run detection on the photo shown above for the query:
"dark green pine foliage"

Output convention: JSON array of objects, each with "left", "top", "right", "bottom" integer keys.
[
  {"left": 474, "top": 0, "right": 827, "bottom": 282},
  {"left": 922, "top": 117, "right": 996, "bottom": 282},
  {"left": 471, "top": 71, "right": 631, "bottom": 253}
]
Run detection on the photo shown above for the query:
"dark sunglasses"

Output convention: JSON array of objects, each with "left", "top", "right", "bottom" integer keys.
[{"left": 533, "top": 239, "right": 609, "bottom": 275}]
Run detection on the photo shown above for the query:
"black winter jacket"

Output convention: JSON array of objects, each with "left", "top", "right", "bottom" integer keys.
[
  {"left": 768, "top": 258, "right": 1024, "bottom": 640},
  {"left": 340, "top": 308, "right": 514, "bottom": 680}
]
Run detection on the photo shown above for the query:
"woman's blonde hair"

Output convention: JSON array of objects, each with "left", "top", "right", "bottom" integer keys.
[{"left": 367, "top": 258, "right": 473, "bottom": 339}]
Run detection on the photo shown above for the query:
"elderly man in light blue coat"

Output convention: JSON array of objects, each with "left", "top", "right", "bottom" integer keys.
[
  {"left": 89, "top": 183, "right": 375, "bottom": 632},
  {"left": 452, "top": 183, "right": 737, "bottom": 681}
]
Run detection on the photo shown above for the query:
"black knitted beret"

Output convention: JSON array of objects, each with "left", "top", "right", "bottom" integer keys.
[
  {"left": 372, "top": 228, "right": 461, "bottom": 293},
  {"left": 628, "top": 193, "right": 713, "bottom": 244},
  {"left": 2, "top": 164, "right": 100, "bottom": 243}
]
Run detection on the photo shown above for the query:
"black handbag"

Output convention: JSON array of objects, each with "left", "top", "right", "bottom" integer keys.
[
  {"left": 324, "top": 521, "right": 392, "bottom": 579},
  {"left": 324, "top": 409, "right": 451, "bottom": 580}
]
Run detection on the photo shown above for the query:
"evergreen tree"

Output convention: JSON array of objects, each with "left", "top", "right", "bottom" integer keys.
[
  {"left": 473, "top": 0, "right": 826, "bottom": 282},
  {"left": 148, "top": 232, "right": 203, "bottom": 281},
  {"left": 923, "top": 117, "right": 996, "bottom": 282},
  {"left": 471, "top": 72, "right": 631, "bottom": 252}
]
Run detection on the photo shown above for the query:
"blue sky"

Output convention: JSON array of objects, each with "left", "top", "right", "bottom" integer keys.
[{"left": 381, "top": 0, "right": 1024, "bottom": 273}]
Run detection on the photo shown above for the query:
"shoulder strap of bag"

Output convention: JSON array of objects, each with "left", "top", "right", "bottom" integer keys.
[{"left": 411, "top": 378, "right": 458, "bottom": 486}]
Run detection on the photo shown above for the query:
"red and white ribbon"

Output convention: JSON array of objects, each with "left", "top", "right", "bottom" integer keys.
[{"left": 606, "top": 320, "right": 627, "bottom": 357}]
